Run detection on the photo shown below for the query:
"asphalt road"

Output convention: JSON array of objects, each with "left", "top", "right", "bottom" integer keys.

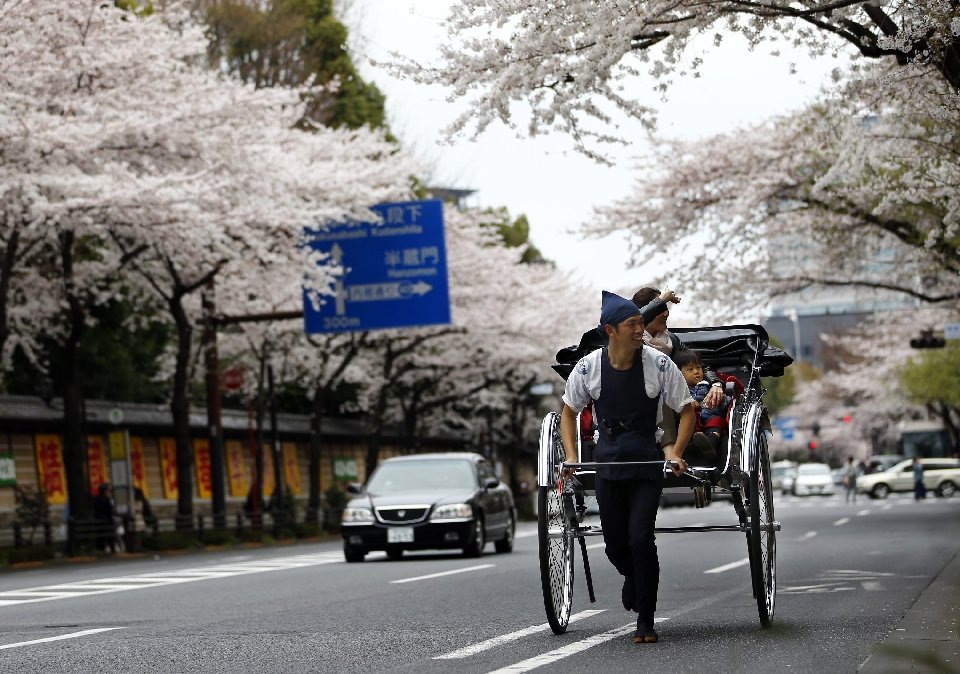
[{"left": 1, "top": 492, "right": 957, "bottom": 673}]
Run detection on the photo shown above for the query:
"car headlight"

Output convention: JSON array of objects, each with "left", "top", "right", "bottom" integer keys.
[
  {"left": 342, "top": 506, "right": 375, "bottom": 523},
  {"left": 431, "top": 503, "right": 473, "bottom": 521}
]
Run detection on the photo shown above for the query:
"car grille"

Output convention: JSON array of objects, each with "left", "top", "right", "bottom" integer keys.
[{"left": 375, "top": 506, "right": 429, "bottom": 524}]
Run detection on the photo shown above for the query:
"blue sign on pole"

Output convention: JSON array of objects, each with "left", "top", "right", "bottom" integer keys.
[{"left": 302, "top": 199, "right": 450, "bottom": 333}]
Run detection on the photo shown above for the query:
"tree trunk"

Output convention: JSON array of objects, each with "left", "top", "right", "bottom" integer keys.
[
  {"left": 169, "top": 292, "right": 194, "bottom": 530},
  {"left": 59, "top": 231, "right": 89, "bottom": 521},
  {"left": 61, "top": 325, "right": 88, "bottom": 521},
  {"left": 0, "top": 226, "right": 20, "bottom": 362}
]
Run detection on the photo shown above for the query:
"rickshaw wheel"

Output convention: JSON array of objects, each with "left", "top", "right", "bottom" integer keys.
[
  {"left": 538, "top": 413, "right": 574, "bottom": 634},
  {"left": 748, "top": 430, "right": 777, "bottom": 628}
]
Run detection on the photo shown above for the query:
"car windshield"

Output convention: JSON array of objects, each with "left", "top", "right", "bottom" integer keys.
[
  {"left": 773, "top": 466, "right": 792, "bottom": 477},
  {"left": 366, "top": 459, "right": 476, "bottom": 494},
  {"left": 798, "top": 464, "right": 830, "bottom": 476}
]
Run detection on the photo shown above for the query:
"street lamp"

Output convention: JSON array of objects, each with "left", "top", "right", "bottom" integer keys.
[{"left": 784, "top": 308, "right": 802, "bottom": 363}]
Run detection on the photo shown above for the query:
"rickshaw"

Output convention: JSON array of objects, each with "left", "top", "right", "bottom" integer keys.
[{"left": 537, "top": 324, "right": 792, "bottom": 634}]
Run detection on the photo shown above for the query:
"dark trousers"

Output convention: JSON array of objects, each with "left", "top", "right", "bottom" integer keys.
[{"left": 596, "top": 477, "right": 662, "bottom": 624}]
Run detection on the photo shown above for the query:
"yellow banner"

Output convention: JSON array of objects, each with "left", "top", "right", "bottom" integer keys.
[
  {"left": 262, "top": 444, "right": 275, "bottom": 497},
  {"left": 34, "top": 435, "right": 67, "bottom": 505},
  {"left": 193, "top": 438, "right": 212, "bottom": 499},
  {"left": 282, "top": 443, "right": 301, "bottom": 495},
  {"left": 225, "top": 440, "right": 247, "bottom": 498},
  {"left": 158, "top": 437, "right": 178, "bottom": 499},
  {"left": 130, "top": 437, "right": 147, "bottom": 497},
  {"left": 107, "top": 431, "right": 127, "bottom": 460}
]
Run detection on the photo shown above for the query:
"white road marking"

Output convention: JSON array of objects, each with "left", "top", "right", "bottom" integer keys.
[
  {"left": 704, "top": 557, "right": 749, "bottom": 574},
  {"left": 797, "top": 531, "right": 817, "bottom": 542},
  {"left": 390, "top": 564, "right": 494, "bottom": 584},
  {"left": 0, "top": 627, "right": 125, "bottom": 650},
  {"left": 780, "top": 584, "right": 855, "bottom": 594},
  {"left": 585, "top": 542, "right": 605, "bottom": 550},
  {"left": 434, "top": 610, "right": 607, "bottom": 659},
  {"left": 856, "top": 509, "right": 870, "bottom": 516},
  {"left": 861, "top": 581, "right": 884, "bottom": 591},
  {"left": 0, "top": 552, "right": 348, "bottom": 608},
  {"left": 833, "top": 517, "right": 850, "bottom": 526},
  {"left": 485, "top": 621, "right": 657, "bottom": 673}
]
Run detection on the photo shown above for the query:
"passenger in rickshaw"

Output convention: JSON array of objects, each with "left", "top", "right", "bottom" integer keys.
[
  {"left": 675, "top": 349, "right": 732, "bottom": 464},
  {"left": 632, "top": 286, "right": 727, "bottom": 468},
  {"left": 559, "top": 291, "right": 696, "bottom": 644}
]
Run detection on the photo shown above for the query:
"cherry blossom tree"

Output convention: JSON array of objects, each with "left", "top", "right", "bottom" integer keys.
[
  {"left": 777, "top": 305, "right": 958, "bottom": 460},
  {"left": 582, "top": 60, "right": 960, "bottom": 322},
  {"left": 1, "top": 0, "right": 414, "bottom": 521},
  {"left": 399, "top": 1, "right": 959, "bottom": 158}
]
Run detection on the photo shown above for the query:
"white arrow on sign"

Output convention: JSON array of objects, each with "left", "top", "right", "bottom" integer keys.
[{"left": 348, "top": 281, "right": 432, "bottom": 302}]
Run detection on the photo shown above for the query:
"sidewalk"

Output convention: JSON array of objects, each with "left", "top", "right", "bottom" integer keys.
[{"left": 859, "top": 550, "right": 960, "bottom": 673}]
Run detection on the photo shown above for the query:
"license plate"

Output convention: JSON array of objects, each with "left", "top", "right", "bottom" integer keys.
[{"left": 387, "top": 527, "right": 414, "bottom": 543}]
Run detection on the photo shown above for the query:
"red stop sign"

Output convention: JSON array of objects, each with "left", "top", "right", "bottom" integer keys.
[{"left": 222, "top": 368, "right": 244, "bottom": 391}]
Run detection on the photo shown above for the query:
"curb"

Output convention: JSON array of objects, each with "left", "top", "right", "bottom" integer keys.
[{"left": 859, "top": 550, "right": 960, "bottom": 673}]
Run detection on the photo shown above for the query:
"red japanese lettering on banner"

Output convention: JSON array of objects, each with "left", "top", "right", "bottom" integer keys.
[
  {"left": 224, "top": 440, "right": 247, "bottom": 498},
  {"left": 158, "top": 437, "right": 178, "bottom": 499},
  {"left": 87, "top": 436, "right": 108, "bottom": 494},
  {"left": 193, "top": 439, "right": 212, "bottom": 499},
  {"left": 130, "top": 437, "right": 147, "bottom": 497},
  {"left": 34, "top": 434, "right": 67, "bottom": 505}
]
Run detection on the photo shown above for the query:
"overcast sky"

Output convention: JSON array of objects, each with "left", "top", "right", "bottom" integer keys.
[{"left": 344, "top": 1, "right": 842, "bottom": 323}]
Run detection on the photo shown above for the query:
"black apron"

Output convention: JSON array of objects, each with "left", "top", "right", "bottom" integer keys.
[{"left": 593, "top": 348, "right": 663, "bottom": 481}]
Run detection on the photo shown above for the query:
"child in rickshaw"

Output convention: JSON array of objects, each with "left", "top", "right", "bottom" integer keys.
[{"left": 675, "top": 350, "right": 732, "bottom": 464}]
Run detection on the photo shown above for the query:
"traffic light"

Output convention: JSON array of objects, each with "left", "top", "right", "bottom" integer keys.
[
  {"left": 910, "top": 329, "right": 945, "bottom": 349},
  {"left": 841, "top": 414, "right": 852, "bottom": 424},
  {"left": 811, "top": 422, "right": 821, "bottom": 437},
  {"left": 807, "top": 440, "right": 818, "bottom": 451}
]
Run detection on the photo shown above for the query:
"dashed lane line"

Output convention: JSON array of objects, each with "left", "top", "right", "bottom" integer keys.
[
  {"left": 797, "top": 531, "right": 817, "bottom": 542},
  {"left": 0, "top": 551, "right": 352, "bottom": 607},
  {"left": 704, "top": 557, "right": 749, "bottom": 574},
  {"left": 833, "top": 517, "right": 850, "bottom": 526},
  {"left": 0, "top": 627, "right": 125, "bottom": 650},
  {"left": 484, "top": 622, "right": 637, "bottom": 673},
  {"left": 857, "top": 509, "right": 870, "bottom": 516},
  {"left": 434, "top": 610, "right": 607, "bottom": 660},
  {"left": 390, "top": 564, "right": 495, "bottom": 584}
]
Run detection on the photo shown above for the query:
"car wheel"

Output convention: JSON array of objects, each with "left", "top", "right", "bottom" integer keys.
[
  {"left": 872, "top": 483, "right": 890, "bottom": 499},
  {"left": 495, "top": 514, "right": 515, "bottom": 554},
  {"left": 937, "top": 480, "right": 956, "bottom": 498},
  {"left": 344, "top": 544, "right": 365, "bottom": 563},
  {"left": 463, "top": 516, "right": 485, "bottom": 557},
  {"left": 386, "top": 548, "right": 404, "bottom": 561}
]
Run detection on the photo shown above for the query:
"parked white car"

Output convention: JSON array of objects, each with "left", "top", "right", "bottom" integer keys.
[
  {"left": 772, "top": 461, "right": 798, "bottom": 495},
  {"left": 790, "top": 463, "right": 835, "bottom": 496},
  {"left": 858, "top": 458, "right": 960, "bottom": 499}
]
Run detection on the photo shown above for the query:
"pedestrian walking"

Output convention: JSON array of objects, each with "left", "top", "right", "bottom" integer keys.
[
  {"left": 91, "top": 483, "right": 116, "bottom": 554},
  {"left": 912, "top": 457, "right": 926, "bottom": 500},
  {"left": 843, "top": 456, "right": 858, "bottom": 503}
]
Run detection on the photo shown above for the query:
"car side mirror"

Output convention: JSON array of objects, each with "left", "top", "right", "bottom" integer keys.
[
  {"left": 484, "top": 477, "right": 500, "bottom": 490},
  {"left": 345, "top": 482, "right": 362, "bottom": 495}
]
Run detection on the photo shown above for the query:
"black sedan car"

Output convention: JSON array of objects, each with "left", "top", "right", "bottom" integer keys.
[{"left": 341, "top": 452, "right": 516, "bottom": 562}]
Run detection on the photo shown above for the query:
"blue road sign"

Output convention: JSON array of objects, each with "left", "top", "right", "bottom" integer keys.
[
  {"left": 781, "top": 428, "right": 795, "bottom": 440},
  {"left": 302, "top": 199, "right": 450, "bottom": 333},
  {"left": 772, "top": 416, "right": 797, "bottom": 430}
]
